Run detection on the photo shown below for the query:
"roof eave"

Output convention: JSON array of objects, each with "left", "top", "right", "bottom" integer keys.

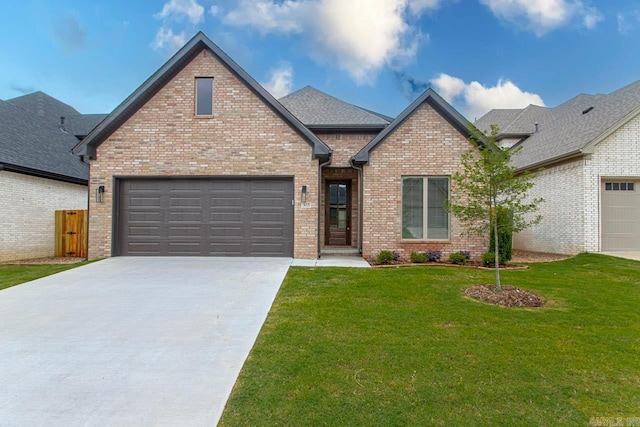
[
  {"left": 0, "top": 162, "right": 88, "bottom": 185},
  {"left": 307, "top": 124, "right": 387, "bottom": 132},
  {"left": 496, "top": 132, "right": 532, "bottom": 141},
  {"left": 514, "top": 150, "right": 583, "bottom": 173}
]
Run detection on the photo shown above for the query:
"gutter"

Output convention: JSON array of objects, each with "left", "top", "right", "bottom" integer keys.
[
  {"left": 514, "top": 150, "right": 584, "bottom": 174},
  {"left": 349, "top": 157, "right": 364, "bottom": 255},
  {"left": 0, "top": 162, "right": 88, "bottom": 186}
]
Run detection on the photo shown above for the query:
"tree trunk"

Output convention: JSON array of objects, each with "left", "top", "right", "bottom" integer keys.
[{"left": 493, "top": 207, "right": 502, "bottom": 292}]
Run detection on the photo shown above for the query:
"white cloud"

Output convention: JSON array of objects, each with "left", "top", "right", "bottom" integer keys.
[
  {"left": 224, "top": 0, "right": 439, "bottom": 84},
  {"left": 479, "top": 0, "right": 602, "bottom": 36},
  {"left": 209, "top": 5, "right": 221, "bottom": 17},
  {"left": 151, "top": 27, "right": 187, "bottom": 52},
  {"left": 431, "top": 74, "right": 545, "bottom": 120},
  {"left": 155, "top": 0, "right": 205, "bottom": 24},
  {"left": 262, "top": 63, "right": 294, "bottom": 98},
  {"left": 430, "top": 73, "right": 465, "bottom": 102},
  {"left": 617, "top": 10, "right": 640, "bottom": 34},
  {"left": 225, "top": 0, "right": 305, "bottom": 33},
  {"left": 582, "top": 6, "right": 603, "bottom": 29}
]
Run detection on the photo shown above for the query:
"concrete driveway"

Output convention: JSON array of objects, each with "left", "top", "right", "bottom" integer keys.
[
  {"left": 0, "top": 257, "right": 291, "bottom": 426},
  {"left": 600, "top": 251, "right": 640, "bottom": 261}
]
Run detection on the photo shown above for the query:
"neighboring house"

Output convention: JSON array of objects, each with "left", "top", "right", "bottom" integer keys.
[
  {"left": 73, "top": 32, "right": 485, "bottom": 261},
  {"left": 0, "top": 92, "right": 106, "bottom": 262},
  {"left": 476, "top": 80, "right": 640, "bottom": 254}
]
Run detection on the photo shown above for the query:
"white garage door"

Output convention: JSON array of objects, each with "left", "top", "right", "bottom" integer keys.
[{"left": 601, "top": 180, "right": 640, "bottom": 251}]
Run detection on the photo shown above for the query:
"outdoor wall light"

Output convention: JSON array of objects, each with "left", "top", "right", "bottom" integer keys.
[
  {"left": 96, "top": 185, "right": 105, "bottom": 203},
  {"left": 301, "top": 185, "right": 307, "bottom": 204}
]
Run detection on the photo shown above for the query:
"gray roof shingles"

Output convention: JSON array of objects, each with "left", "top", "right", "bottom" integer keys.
[
  {"left": 1, "top": 92, "right": 103, "bottom": 183},
  {"left": 65, "top": 114, "right": 108, "bottom": 137},
  {"left": 476, "top": 80, "right": 640, "bottom": 169},
  {"left": 279, "top": 86, "right": 391, "bottom": 128}
]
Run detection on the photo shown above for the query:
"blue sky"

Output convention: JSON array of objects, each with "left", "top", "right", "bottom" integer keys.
[{"left": 1, "top": 0, "right": 639, "bottom": 121}]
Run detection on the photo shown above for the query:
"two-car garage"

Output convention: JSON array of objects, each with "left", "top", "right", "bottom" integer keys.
[{"left": 115, "top": 177, "right": 294, "bottom": 257}]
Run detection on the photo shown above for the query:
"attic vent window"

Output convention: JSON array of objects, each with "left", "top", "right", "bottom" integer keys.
[
  {"left": 582, "top": 106, "right": 594, "bottom": 114},
  {"left": 195, "top": 77, "right": 213, "bottom": 116}
]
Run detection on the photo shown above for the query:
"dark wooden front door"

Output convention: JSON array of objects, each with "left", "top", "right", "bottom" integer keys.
[{"left": 325, "top": 182, "right": 351, "bottom": 246}]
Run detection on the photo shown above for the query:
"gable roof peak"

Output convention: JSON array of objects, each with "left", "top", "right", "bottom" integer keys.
[
  {"left": 73, "top": 31, "right": 330, "bottom": 160},
  {"left": 353, "top": 87, "right": 473, "bottom": 164}
]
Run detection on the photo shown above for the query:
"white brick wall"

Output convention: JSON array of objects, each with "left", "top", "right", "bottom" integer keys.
[
  {"left": 514, "top": 112, "right": 640, "bottom": 254},
  {"left": 0, "top": 171, "right": 87, "bottom": 262},
  {"left": 514, "top": 158, "right": 585, "bottom": 254},
  {"left": 585, "top": 112, "right": 640, "bottom": 251}
]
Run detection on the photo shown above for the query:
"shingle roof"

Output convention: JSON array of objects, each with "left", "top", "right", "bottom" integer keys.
[
  {"left": 279, "top": 86, "right": 391, "bottom": 129},
  {"left": 476, "top": 80, "right": 640, "bottom": 170},
  {"left": 65, "top": 114, "right": 108, "bottom": 138},
  {"left": 74, "top": 32, "right": 331, "bottom": 160},
  {"left": 0, "top": 97, "right": 89, "bottom": 183},
  {"left": 7, "top": 91, "right": 80, "bottom": 126},
  {"left": 476, "top": 105, "right": 550, "bottom": 137}
]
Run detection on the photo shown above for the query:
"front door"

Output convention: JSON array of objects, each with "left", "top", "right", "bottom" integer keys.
[{"left": 325, "top": 182, "right": 351, "bottom": 246}]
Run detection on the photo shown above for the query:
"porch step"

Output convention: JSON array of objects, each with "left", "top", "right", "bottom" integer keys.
[{"left": 320, "top": 247, "right": 360, "bottom": 255}]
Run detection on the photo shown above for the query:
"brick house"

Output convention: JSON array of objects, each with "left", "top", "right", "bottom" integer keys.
[
  {"left": 74, "top": 32, "right": 485, "bottom": 261},
  {"left": 476, "top": 80, "right": 640, "bottom": 254},
  {"left": 0, "top": 92, "right": 105, "bottom": 262}
]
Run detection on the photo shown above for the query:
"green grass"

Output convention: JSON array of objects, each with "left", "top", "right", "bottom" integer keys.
[
  {"left": 0, "top": 262, "right": 89, "bottom": 291},
  {"left": 219, "top": 254, "right": 640, "bottom": 426}
]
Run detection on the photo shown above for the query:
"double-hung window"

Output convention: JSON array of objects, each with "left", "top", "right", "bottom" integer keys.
[
  {"left": 402, "top": 177, "right": 449, "bottom": 239},
  {"left": 195, "top": 77, "right": 213, "bottom": 116}
]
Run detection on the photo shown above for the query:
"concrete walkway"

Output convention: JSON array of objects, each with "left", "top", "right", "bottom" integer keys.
[
  {"left": 600, "top": 252, "right": 640, "bottom": 261},
  {"left": 291, "top": 256, "right": 371, "bottom": 268},
  {"left": 0, "top": 257, "right": 291, "bottom": 426}
]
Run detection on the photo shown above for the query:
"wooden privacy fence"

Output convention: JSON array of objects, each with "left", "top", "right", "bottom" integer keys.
[{"left": 55, "top": 210, "right": 87, "bottom": 258}]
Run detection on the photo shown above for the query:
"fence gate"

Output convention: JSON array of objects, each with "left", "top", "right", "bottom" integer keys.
[{"left": 55, "top": 210, "right": 87, "bottom": 258}]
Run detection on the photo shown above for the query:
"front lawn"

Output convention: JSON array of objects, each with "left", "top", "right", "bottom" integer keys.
[
  {"left": 0, "top": 262, "right": 89, "bottom": 291},
  {"left": 219, "top": 254, "right": 640, "bottom": 426}
]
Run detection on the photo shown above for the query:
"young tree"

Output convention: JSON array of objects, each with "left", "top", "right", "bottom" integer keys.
[{"left": 447, "top": 125, "right": 543, "bottom": 291}]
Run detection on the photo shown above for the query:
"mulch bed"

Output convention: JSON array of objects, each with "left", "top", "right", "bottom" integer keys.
[{"left": 464, "top": 284, "right": 545, "bottom": 308}]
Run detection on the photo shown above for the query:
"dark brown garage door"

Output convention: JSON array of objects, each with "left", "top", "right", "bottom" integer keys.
[{"left": 117, "top": 178, "right": 294, "bottom": 256}]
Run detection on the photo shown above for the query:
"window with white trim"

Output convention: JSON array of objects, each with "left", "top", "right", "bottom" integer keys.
[
  {"left": 195, "top": 77, "right": 213, "bottom": 116},
  {"left": 402, "top": 176, "right": 449, "bottom": 239}
]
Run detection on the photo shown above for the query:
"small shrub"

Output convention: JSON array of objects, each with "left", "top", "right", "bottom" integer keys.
[
  {"left": 489, "top": 207, "right": 513, "bottom": 262},
  {"left": 393, "top": 251, "right": 401, "bottom": 262},
  {"left": 448, "top": 252, "right": 467, "bottom": 265},
  {"left": 377, "top": 250, "right": 395, "bottom": 264},
  {"left": 410, "top": 251, "right": 427, "bottom": 263},
  {"left": 482, "top": 251, "right": 507, "bottom": 267},
  {"left": 426, "top": 250, "right": 442, "bottom": 262},
  {"left": 482, "top": 252, "right": 495, "bottom": 267},
  {"left": 457, "top": 250, "right": 471, "bottom": 261}
]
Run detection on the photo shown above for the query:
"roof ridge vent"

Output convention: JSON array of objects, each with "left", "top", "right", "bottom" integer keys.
[{"left": 582, "top": 106, "right": 594, "bottom": 114}]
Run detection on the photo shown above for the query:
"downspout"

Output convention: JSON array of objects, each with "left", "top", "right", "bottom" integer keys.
[
  {"left": 349, "top": 157, "right": 364, "bottom": 255},
  {"left": 317, "top": 154, "right": 332, "bottom": 258}
]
